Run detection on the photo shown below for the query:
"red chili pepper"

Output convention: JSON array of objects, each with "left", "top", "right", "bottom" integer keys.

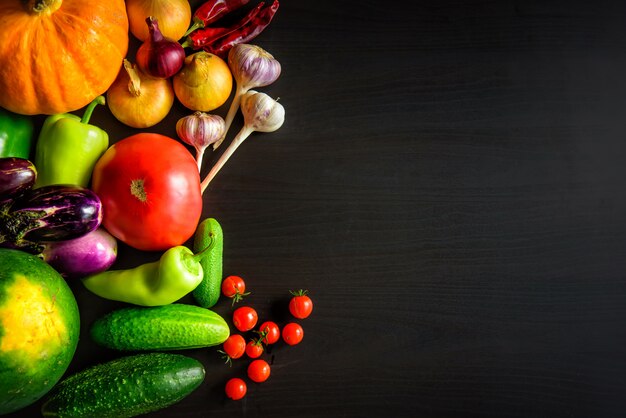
[
  {"left": 204, "top": 0, "right": 279, "bottom": 57},
  {"left": 183, "top": 0, "right": 251, "bottom": 38},
  {"left": 182, "top": 1, "right": 266, "bottom": 50}
]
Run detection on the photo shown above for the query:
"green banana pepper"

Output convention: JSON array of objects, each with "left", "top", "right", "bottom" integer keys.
[
  {"left": 0, "top": 108, "right": 34, "bottom": 159},
  {"left": 82, "top": 245, "right": 206, "bottom": 306},
  {"left": 34, "top": 96, "right": 108, "bottom": 188}
]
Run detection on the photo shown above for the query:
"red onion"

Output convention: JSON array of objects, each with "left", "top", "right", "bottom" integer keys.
[{"left": 136, "top": 17, "right": 185, "bottom": 79}]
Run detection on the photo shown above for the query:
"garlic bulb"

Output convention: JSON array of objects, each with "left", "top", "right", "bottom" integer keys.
[
  {"left": 200, "top": 91, "right": 285, "bottom": 193},
  {"left": 176, "top": 112, "right": 225, "bottom": 170},
  {"left": 213, "top": 43, "right": 281, "bottom": 150}
]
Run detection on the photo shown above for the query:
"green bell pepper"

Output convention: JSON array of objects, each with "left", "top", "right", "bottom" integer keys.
[
  {"left": 82, "top": 245, "right": 207, "bottom": 306},
  {"left": 34, "top": 96, "right": 108, "bottom": 188},
  {"left": 0, "top": 108, "right": 34, "bottom": 159}
]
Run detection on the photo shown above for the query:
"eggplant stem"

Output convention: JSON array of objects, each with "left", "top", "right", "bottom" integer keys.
[{"left": 201, "top": 126, "right": 253, "bottom": 193}]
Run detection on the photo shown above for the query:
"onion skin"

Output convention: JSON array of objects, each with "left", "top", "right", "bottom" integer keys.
[
  {"left": 41, "top": 228, "right": 118, "bottom": 279},
  {"left": 136, "top": 17, "right": 186, "bottom": 79},
  {"left": 173, "top": 51, "right": 233, "bottom": 111},
  {"left": 107, "top": 60, "right": 174, "bottom": 128},
  {"left": 0, "top": 157, "right": 36, "bottom": 203},
  {"left": 127, "top": 0, "right": 192, "bottom": 42}
]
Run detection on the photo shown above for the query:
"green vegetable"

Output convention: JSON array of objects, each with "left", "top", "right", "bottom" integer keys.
[
  {"left": 41, "top": 352, "right": 205, "bottom": 418},
  {"left": 82, "top": 245, "right": 205, "bottom": 306},
  {"left": 192, "top": 217, "right": 223, "bottom": 308},
  {"left": 34, "top": 96, "right": 108, "bottom": 188},
  {"left": 90, "top": 303, "right": 230, "bottom": 351},
  {"left": 0, "top": 107, "right": 33, "bottom": 159}
]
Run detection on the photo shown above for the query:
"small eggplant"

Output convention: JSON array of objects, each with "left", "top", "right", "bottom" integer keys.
[
  {"left": 0, "top": 185, "right": 102, "bottom": 253},
  {"left": 0, "top": 157, "right": 37, "bottom": 203},
  {"left": 41, "top": 228, "right": 118, "bottom": 279}
]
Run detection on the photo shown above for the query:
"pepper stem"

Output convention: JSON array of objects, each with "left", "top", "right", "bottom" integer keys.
[
  {"left": 190, "top": 235, "right": 215, "bottom": 262},
  {"left": 80, "top": 96, "right": 105, "bottom": 124},
  {"left": 182, "top": 17, "right": 205, "bottom": 39}
]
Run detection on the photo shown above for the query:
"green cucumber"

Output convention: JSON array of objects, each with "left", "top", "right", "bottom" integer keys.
[
  {"left": 90, "top": 303, "right": 230, "bottom": 351},
  {"left": 41, "top": 352, "right": 205, "bottom": 418},
  {"left": 192, "top": 217, "right": 223, "bottom": 308}
]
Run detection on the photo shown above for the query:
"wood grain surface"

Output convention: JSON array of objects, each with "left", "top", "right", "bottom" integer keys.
[{"left": 7, "top": 0, "right": 626, "bottom": 417}]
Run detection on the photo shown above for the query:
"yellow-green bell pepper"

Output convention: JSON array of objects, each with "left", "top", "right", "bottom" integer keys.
[
  {"left": 34, "top": 96, "right": 108, "bottom": 188},
  {"left": 0, "top": 108, "right": 33, "bottom": 159}
]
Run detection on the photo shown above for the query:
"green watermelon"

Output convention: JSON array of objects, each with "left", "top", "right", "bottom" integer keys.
[{"left": 0, "top": 248, "right": 80, "bottom": 414}]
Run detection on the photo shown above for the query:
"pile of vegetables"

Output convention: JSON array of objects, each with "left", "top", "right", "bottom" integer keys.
[{"left": 0, "top": 0, "right": 309, "bottom": 416}]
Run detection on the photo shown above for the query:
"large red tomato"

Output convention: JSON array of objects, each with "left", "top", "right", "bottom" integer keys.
[{"left": 92, "top": 133, "right": 202, "bottom": 251}]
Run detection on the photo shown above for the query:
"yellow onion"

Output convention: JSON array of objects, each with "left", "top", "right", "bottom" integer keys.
[
  {"left": 173, "top": 51, "right": 233, "bottom": 112},
  {"left": 106, "top": 59, "right": 175, "bottom": 128},
  {"left": 126, "top": 0, "right": 192, "bottom": 42}
]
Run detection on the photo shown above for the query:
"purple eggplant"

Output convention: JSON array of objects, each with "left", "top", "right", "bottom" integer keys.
[
  {"left": 41, "top": 227, "right": 117, "bottom": 279},
  {"left": 0, "top": 157, "right": 37, "bottom": 203},
  {"left": 0, "top": 184, "right": 102, "bottom": 253}
]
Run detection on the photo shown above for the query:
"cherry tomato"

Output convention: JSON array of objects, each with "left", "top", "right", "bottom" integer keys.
[
  {"left": 221, "top": 275, "right": 249, "bottom": 304},
  {"left": 232, "top": 306, "right": 258, "bottom": 332},
  {"left": 247, "top": 359, "right": 271, "bottom": 383},
  {"left": 225, "top": 377, "right": 247, "bottom": 400},
  {"left": 282, "top": 322, "right": 304, "bottom": 346},
  {"left": 92, "top": 133, "right": 202, "bottom": 251},
  {"left": 221, "top": 334, "right": 246, "bottom": 363},
  {"left": 289, "top": 289, "right": 313, "bottom": 319},
  {"left": 257, "top": 321, "right": 280, "bottom": 345},
  {"left": 245, "top": 339, "right": 264, "bottom": 359}
]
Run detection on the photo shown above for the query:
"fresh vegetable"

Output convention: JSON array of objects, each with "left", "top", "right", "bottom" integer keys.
[
  {"left": 282, "top": 322, "right": 303, "bottom": 346},
  {"left": 0, "top": 248, "right": 80, "bottom": 415},
  {"left": 41, "top": 352, "right": 205, "bottom": 418},
  {"left": 289, "top": 289, "right": 313, "bottom": 319},
  {"left": 192, "top": 218, "right": 223, "bottom": 308},
  {"left": 176, "top": 111, "right": 225, "bottom": 170},
  {"left": 257, "top": 321, "right": 280, "bottom": 345},
  {"left": 247, "top": 359, "right": 271, "bottom": 383},
  {"left": 136, "top": 17, "right": 186, "bottom": 79},
  {"left": 221, "top": 275, "right": 250, "bottom": 304},
  {"left": 0, "top": 185, "right": 102, "bottom": 254},
  {"left": 173, "top": 51, "right": 233, "bottom": 112},
  {"left": 0, "top": 0, "right": 129, "bottom": 115},
  {"left": 214, "top": 43, "right": 281, "bottom": 149},
  {"left": 220, "top": 334, "right": 246, "bottom": 364},
  {"left": 183, "top": 1, "right": 279, "bottom": 58},
  {"left": 0, "top": 108, "right": 33, "bottom": 159},
  {"left": 91, "top": 132, "right": 202, "bottom": 251},
  {"left": 126, "top": 0, "right": 192, "bottom": 42},
  {"left": 34, "top": 96, "right": 108, "bottom": 188},
  {"left": 245, "top": 339, "right": 263, "bottom": 359},
  {"left": 201, "top": 90, "right": 285, "bottom": 193},
  {"left": 107, "top": 59, "right": 175, "bottom": 128},
  {"left": 184, "top": 0, "right": 250, "bottom": 36},
  {"left": 224, "top": 377, "right": 247, "bottom": 401},
  {"left": 41, "top": 228, "right": 118, "bottom": 279},
  {"left": 0, "top": 157, "right": 36, "bottom": 203},
  {"left": 82, "top": 245, "right": 205, "bottom": 306},
  {"left": 232, "top": 306, "right": 258, "bottom": 332},
  {"left": 90, "top": 304, "right": 229, "bottom": 351}
]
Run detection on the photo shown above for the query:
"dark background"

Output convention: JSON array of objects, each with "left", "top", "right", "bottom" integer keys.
[{"left": 8, "top": 0, "right": 626, "bottom": 417}]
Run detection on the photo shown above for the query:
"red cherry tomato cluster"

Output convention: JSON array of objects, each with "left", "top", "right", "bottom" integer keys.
[{"left": 221, "top": 276, "right": 314, "bottom": 401}]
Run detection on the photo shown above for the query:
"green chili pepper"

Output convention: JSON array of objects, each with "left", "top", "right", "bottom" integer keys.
[
  {"left": 82, "top": 245, "right": 207, "bottom": 306},
  {"left": 34, "top": 96, "right": 108, "bottom": 188},
  {"left": 0, "top": 107, "right": 34, "bottom": 159}
]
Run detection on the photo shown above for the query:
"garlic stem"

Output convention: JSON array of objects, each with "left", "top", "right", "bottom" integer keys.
[
  {"left": 213, "top": 84, "right": 245, "bottom": 150},
  {"left": 201, "top": 126, "right": 253, "bottom": 193}
]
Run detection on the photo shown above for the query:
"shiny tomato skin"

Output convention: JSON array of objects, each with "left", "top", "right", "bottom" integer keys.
[
  {"left": 232, "top": 306, "right": 258, "bottom": 332},
  {"left": 282, "top": 322, "right": 304, "bottom": 346},
  {"left": 245, "top": 340, "right": 263, "bottom": 358},
  {"left": 92, "top": 133, "right": 202, "bottom": 251},
  {"left": 225, "top": 377, "right": 247, "bottom": 400},
  {"left": 223, "top": 335, "right": 246, "bottom": 360},
  {"left": 247, "top": 359, "right": 271, "bottom": 383},
  {"left": 257, "top": 321, "right": 280, "bottom": 345},
  {"left": 289, "top": 290, "right": 313, "bottom": 319}
]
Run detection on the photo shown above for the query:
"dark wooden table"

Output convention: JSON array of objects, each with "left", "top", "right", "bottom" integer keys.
[{"left": 8, "top": 0, "right": 626, "bottom": 417}]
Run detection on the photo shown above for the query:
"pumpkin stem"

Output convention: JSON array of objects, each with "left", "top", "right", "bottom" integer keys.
[{"left": 25, "top": 0, "right": 62, "bottom": 14}]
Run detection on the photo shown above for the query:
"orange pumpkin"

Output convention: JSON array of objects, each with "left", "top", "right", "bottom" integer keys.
[{"left": 0, "top": 0, "right": 129, "bottom": 115}]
